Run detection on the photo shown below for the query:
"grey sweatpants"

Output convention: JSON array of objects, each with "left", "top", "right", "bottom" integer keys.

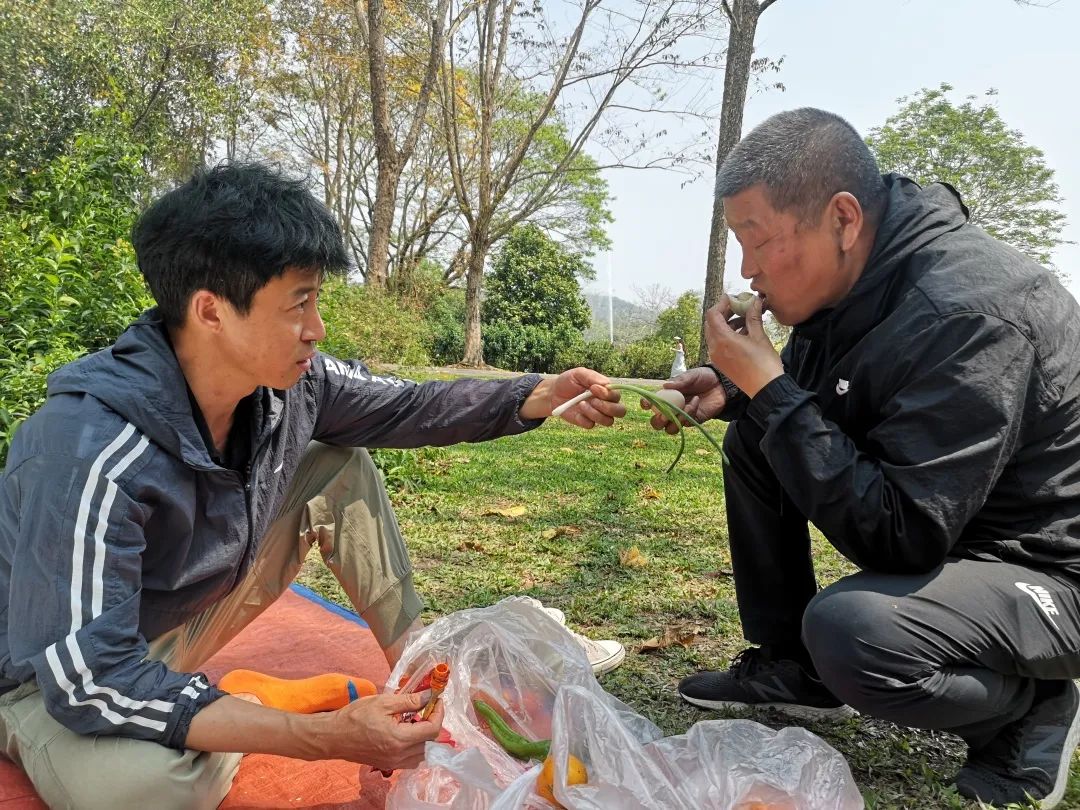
[
  {"left": 723, "top": 416, "right": 1080, "bottom": 747},
  {"left": 0, "top": 443, "right": 423, "bottom": 810}
]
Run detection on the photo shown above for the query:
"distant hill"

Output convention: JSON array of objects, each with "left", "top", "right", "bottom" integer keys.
[{"left": 582, "top": 291, "right": 656, "bottom": 344}]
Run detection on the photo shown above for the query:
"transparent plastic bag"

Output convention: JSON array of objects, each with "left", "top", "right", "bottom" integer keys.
[{"left": 385, "top": 599, "right": 862, "bottom": 810}]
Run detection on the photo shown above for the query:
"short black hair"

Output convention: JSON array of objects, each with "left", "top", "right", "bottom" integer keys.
[
  {"left": 716, "top": 108, "right": 887, "bottom": 226},
  {"left": 131, "top": 162, "right": 351, "bottom": 327}
]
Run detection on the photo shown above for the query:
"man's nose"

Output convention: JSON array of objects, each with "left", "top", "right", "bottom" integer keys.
[
  {"left": 303, "top": 305, "right": 326, "bottom": 343},
  {"left": 740, "top": 249, "right": 756, "bottom": 280}
]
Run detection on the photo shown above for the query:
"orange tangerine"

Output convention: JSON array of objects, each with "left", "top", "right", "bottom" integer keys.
[{"left": 535, "top": 753, "right": 588, "bottom": 807}]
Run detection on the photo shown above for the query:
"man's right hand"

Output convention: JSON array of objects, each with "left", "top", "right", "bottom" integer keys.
[
  {"left": 325, "top": 690, "right": 444, "bottom": 770},
  {"left": 642, "top": 367, "right": 728, "bottom": 434}
]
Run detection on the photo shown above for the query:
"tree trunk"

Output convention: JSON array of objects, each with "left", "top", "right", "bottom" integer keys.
[
  {"left": 362, "top": 0, "right": 395, "bottom": 288},
  {"left": 367, "top": 158, "right": 397, "bottom": 287},
  {"left": 698, "top": 0, "right": 765, "bottom": 365},
  {"left": 461, "top": 236, "right": 487, "bottom": 366}
]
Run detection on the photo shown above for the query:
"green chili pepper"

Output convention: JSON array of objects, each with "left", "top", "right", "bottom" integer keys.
[{"left": 472, "top": 698, "right": 551, "bottom": 761}]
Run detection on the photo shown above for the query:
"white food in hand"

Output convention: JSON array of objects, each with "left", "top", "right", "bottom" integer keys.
[{"left": 728, "top": 291, "right": 756, "bottom": 317}]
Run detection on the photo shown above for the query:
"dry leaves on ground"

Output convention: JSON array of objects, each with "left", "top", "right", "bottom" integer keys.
[
  {"left": 541, "top": 525, "right": 582, "bottom": 540},
  {"left": 619, "top": 546, "right": 649, "bottom": 568},
  {"left": 457, "top": 540, "right": 486, "bottom": 552},
  {"left": 639, "top": 624, "right": 705, "bottom": 653},
  {"left": 481, "top": 505, "right": 527, "bottom": 518}
]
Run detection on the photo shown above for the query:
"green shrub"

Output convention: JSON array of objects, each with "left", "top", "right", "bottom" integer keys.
[
  {"left": 580, "top": 340, "right": 626, "bottom": 377},
  {"left": 0, "top": 130, "right": 152, "bottom": 465},
  {"left": 620, "top": 338, "right": 673, "bottom": 380},
  {"left": 481, "top": 321, "right": 584, "bottom": 374},
  {"left": 318, "top": 277, "right": 432, "bottom": 366},
  {"left": 426, "top": 287, "right": 466, "bottom": 366}
]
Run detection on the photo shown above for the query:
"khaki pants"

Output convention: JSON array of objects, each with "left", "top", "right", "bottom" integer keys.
[{"left": 0, "top": 443, "right": 423, "bottom": 810}]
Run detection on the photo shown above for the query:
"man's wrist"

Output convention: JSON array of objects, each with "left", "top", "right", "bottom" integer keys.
[
  {"left": 518, "top": 377, "right": 554, "bottom": 420},
  {"left": 704, "top": 363, "right": 742, "bottom": 400}
]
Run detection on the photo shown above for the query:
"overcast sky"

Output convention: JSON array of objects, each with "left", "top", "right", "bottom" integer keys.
[{"left": 588, "top": 0, "right": 1080, "bottom": 306}]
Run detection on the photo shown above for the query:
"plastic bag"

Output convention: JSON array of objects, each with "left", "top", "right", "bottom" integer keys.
[{"left": 385, "top": 599, "right": 862, "bottom": 810}]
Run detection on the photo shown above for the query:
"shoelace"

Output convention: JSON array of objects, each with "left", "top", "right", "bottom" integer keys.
[{"left": 730, "top": 647, "right": 769, "bottom": 678}]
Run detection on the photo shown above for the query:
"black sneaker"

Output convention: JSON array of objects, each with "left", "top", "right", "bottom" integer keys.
[
  {"left": 953, "top": 679, "right": 1080, "bottom": 809},
  {"left": 678, "top": 646, "right": 854, "bottom": 721}
]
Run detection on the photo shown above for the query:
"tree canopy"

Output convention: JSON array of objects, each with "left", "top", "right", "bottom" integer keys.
[
  {"left": 867, "top": 84, "right": 1068, "bottom": 269},
  {"left": 483, "top": 224, "right": 591, "bottom": 333}
]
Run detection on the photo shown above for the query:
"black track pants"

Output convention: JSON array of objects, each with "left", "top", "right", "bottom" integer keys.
[{"left": 724, "top": 417, "right": 1080, "bottom": 744}]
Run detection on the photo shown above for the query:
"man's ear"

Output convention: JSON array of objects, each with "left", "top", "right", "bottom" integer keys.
[
  {"left": 187, "top": 290, "right": 228, "bottom": 333},
  {"left": 829, "top": 191, "right": 864, "bottom": 253}
]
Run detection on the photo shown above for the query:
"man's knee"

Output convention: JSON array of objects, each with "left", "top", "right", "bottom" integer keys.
[
  {"left": 802, "top": 580, "right": 914, "bottom": 708},
  {"left": 27, "top": 732, "right": 240, "bottom": 810}
]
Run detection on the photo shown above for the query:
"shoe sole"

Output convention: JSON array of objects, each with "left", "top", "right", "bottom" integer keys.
[
  {"left": 1041, "top": 680, "right": 1080, "bottom": 809},
  {"left": 591, "top": 645, "right": 627, "bottom": 677},
  {"left": 678, "top": 692, "right": 856, "bottom": 721}
]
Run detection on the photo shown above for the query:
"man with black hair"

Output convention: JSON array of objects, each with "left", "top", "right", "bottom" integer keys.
[
  {"left": 0, "top": 163, "right": 626, "bottom": 809},
  {"left": 651, "top": 108, "right": 1080, "bottom": 808}
]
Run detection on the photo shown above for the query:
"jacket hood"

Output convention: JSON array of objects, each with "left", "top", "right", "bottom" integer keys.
[
  {"left": 795, "top": 174, "right": 969, "bottom": 342},
  {"left": 45, "top": 309, "right": 277, "bottom": 470}
]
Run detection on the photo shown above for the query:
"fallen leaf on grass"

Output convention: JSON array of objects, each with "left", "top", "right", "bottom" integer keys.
[
  {"left": 639, "top": 625, "right": 703, "bottom": 653},
  {"left": 541, "top": 525, "right": 582, "bottom": 540},
  {"left": 640, "top": 485, "right": 662, "bottom": 501},
  {"left": 482, "top": 505, "right": 527, "bottom": 518},
  {"left": 694, "top": 448, "right": 710, "bottom": 456},
  {"left": 619, "top": 546, "right": 648, "bottom": 568},
  {"left": 703, "top": 569, "right": 734, "bottom": 579},
  {"left": 631, "top": 439, "right": 647, "bottom": 449},
  {"left": 457, "top": 540, "right": 486, "bottom": 552}
]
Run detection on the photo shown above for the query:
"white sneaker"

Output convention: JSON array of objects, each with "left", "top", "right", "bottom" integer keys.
[
  {"left": 518, "top": 597, "right": 626, "bottom": 676},
  {"left": 519, "top": 596, "right": 566, "bottom": 625},
  {"left": 574, "top": 634, "right": 626, "bottom": 677}
]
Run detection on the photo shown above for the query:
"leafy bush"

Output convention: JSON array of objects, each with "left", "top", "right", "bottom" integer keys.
[
  {"left": 426, "top": 287, "right": 467, "bottom": 366},
  {"left": 481, "top": 321, "right": 585, "bottom": 374},
  {"left": 655, "top": 291, "right": 702, "bottom": 350},
  {"left": 318, "top": 277, "right": 432, "bottom": 366},
  {"left": 620, "top": 338, "right": 674, "bottom": 380},
  {"left": 480, "top": 225, "right": 591, "bottom": 372},
  {"left": 0, "top": 131, "right": 153, "bottom": 464},
  {"left": 580, "top": 340, "right": 627, "bottom": 377}
]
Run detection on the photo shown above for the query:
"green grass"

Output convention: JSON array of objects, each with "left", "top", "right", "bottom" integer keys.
[{"left": 298, "top": 372, "right": 1080, "bottom": 809}]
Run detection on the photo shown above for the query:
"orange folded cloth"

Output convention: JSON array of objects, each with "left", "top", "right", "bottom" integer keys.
[{"left": 219, "top": 669, "right": 378, "bottom": 714}]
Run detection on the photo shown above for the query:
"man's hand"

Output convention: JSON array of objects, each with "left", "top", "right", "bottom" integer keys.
[
  {"left": 704, "top": 294, "right": 783, "bottom": 398},
  {"left": 186, "top": 689, "right": 444, "bottom": 770},
  {"left": 520, "top": 367, "right": 626, "bottom": 428},
  {"left": 323, "top": 690, "right": 444, "bottom": 771},
  {"left": 642, "top": 367, "right": 728, "bottom": 434}
]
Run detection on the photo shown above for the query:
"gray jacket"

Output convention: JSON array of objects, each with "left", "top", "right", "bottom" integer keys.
[{"left": 0, "top": 310, "right": 542, "bottom": 747}]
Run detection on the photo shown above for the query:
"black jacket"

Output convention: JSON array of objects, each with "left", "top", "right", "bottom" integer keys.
[{"left": 741, "top": 174, "right": 1080, "bottom": 576}]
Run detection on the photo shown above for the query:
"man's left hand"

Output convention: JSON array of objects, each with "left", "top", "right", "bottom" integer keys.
[
  {"left": 520, "top": 367, "right": 626, "bottom": 428},
  {"left": 704, "top": 295, "right": 784, "bottom": 398}
]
